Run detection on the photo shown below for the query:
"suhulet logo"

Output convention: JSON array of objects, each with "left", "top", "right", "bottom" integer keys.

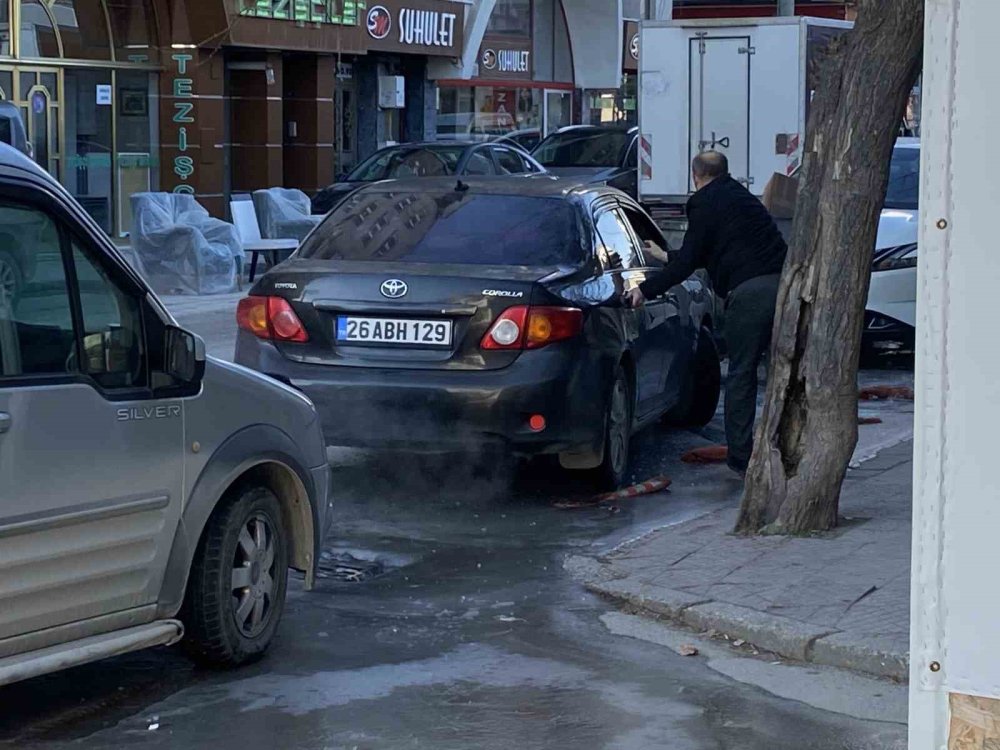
[
  {"left": 630, "top": 33, "right": 639, "bottom": 60},
  {"left": 367, "top": 5, "right": 392, "bottom": 40},
  {"left": 481, "top": 49, "right": 497, "bottom": 70}
]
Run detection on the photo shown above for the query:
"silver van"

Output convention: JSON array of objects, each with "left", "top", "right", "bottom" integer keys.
[{"left": 0, "top": 145, "right": 332, "bottom": 686}]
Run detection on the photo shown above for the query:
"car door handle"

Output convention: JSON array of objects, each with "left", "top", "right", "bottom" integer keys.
[{"left": 0, "top": 412, "right": 9, "bottom": 434}]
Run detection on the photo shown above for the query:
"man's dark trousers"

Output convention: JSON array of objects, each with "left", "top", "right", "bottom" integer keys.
[{"left": 723, "top": 273, "right": 781, "bottom": 472}]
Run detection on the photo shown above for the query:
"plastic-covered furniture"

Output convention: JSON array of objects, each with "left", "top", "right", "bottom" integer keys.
[
  {"left": 129, "top": 193, "right": 242, "bottom": 295},
  {"left": 252, "top": 188, "right": 322, "bottom": 242}
]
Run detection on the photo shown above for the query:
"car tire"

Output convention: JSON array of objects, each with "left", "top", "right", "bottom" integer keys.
[
  {"left": 665, "top": 326, "right": 721, "bottom": 428},
  {"left": 0, "top": 249, "right": 23, "bottom": 306},
  {"left": 181, "top": 484, "right": 289, "bottom": 667},
  {"left": 591, "top": 364, "right": 633, "bottom": 491}
]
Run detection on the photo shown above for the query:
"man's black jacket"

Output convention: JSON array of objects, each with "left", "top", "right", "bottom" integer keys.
[{"left": 638, "top": 175, "right": 787, "bottom": 300}]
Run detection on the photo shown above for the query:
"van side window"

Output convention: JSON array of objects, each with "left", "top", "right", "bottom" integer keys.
[
  {"left": 0, "top": 204, "right": 77, "bottom": 377},
  {"left": 71, "top": 242, "right": 145, "bottom": 389},
  {"left": 0, "top": 199, "right": 146, "bottom": 390}
]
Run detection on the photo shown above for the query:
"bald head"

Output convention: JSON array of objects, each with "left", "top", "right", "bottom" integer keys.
[{"left": 692, "top": 151, "right": 729, "bottom": 189}]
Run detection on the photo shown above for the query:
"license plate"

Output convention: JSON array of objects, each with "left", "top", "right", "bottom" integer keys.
[{"left": 336, "top": 316, "right": 453, "bottom": 347}]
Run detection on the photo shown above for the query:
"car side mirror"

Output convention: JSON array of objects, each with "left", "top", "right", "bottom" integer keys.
[{"left": 165, "top": 326, "right": 205, "bottom": 386}]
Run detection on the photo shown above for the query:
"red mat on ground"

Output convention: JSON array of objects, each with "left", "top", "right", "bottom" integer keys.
[
  {"left": 681, "top": 445, "right": 729, "bottom": 464},
  {"left": 553, "top": 476, "right": 672, "bottom": 510},
  {"left": 859, "top": 385, "right": 914, "bottom": 401},
  {"left": 858, "top": 417, "right": 884, "bottom": 425}
]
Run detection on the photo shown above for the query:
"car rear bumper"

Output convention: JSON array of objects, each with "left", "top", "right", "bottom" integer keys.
[
  {"left": 862, "top": 310, "right": 915, "bottom": 356},
  {"left": 236, "top": 332, "right": 609, "bottom": 455}
]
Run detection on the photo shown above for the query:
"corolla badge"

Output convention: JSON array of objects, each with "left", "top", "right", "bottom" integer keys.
[{"left": 380, "top": 279, "right": 408, "bottom": 298}]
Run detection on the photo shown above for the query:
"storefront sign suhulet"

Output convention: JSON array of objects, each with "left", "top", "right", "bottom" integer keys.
[
  {"left": 476, "top": 37, "right": 531, "bottom": 80},
  {"left": 363, "top": 0, "right": 463, "bottom": 55},
  {"left": 623, "top": 21, "right": 639, "bottom": 72},
  {"left": 171, "top": 53, "right": 195, "bottom": 194}
]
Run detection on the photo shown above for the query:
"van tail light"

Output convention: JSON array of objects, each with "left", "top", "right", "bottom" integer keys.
[
  {"left": 481, "top": 306, "right": 582, "bottom": 350},
  {"left": 237, "top": 296, "right": 309, "bottom": 343}
]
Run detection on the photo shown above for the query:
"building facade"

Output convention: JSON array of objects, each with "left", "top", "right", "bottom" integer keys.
[{"left": 0, "top": 0, "right": 859, "bottom": 237}]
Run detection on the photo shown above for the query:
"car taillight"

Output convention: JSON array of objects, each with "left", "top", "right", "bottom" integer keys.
[
  {"left": 525, "top": 307, "right": 583, "bottom": 349},
  {"left": 481, "top": 306, "right": 582, "bottom": 350},
  {"left": 237, "top": 296, "right": 309, "bottom": 343}
]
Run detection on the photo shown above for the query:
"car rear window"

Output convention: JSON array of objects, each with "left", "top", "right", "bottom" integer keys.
[
  {"left": 299, "top": 191, "right": 584, "bottom": 266},
  {"left": 532, "top": 130, "right": 631, "bottom": 168}
]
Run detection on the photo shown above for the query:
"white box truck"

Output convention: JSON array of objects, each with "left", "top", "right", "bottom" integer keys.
[{"left": 638, "top": 16, "right": 851, "bottom": 239}]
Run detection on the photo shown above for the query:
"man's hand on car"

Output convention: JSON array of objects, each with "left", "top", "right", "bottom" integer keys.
[{"left": 623, "top": 287, "right": 647, "bottom": 308}]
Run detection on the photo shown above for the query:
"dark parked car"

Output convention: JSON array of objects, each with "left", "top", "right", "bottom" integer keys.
[
  {"left": 311, "top": 141, "right": 546, "bottom": 215},
  {"left": 531, "top": 125, "right": 638, "bottom": 199},
  {"left": 236, "top": 177, "right": 719, "bottom": 489},
  {"left": 491, "top": 129, "right": 542, "bottom": 153}
]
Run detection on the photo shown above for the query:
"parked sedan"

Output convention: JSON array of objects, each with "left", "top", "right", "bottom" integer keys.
[
  {"left": 236, "top": 178, "right": 719, "bottom": 489},
  {"left": 531, "top": 125, "right": 638, "bottom": 199},
  {"left": 864, "top": 138, "right": 919, "bottom": 360},
  {"left": 311, "top": 142, "right": 546, "bottom": 215}
]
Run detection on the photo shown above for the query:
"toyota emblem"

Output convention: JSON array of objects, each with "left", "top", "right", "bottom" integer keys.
[{"left": 380, "top": 279, "right": 408, "bottom": 299}]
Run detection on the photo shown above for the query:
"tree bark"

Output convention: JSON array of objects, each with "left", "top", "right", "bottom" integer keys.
[{"left": 734, "top": 0, "right": 924, "bottom": 535}]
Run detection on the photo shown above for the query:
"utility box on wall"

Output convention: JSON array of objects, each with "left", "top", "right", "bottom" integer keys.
[{"left": 378, "top": 76, "right": 405, "bottom": 108}]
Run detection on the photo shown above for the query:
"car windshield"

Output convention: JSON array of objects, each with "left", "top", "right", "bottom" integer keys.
[
  {"left": 532, "top": 130, "right": 631, "bottom": 168},
  {"left": 884, "top": 146, "right": 919, "bottom": 210},
  {"left": 347, "top": 146, "right": 464, "bottom": 182},
  {"left": 299, "top": 191, "right": 584, "bottom": 266}
]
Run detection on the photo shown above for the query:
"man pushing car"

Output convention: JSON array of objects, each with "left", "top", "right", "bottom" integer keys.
[{"left": 623, "top": 151, "right": 787, "bottom": 476}]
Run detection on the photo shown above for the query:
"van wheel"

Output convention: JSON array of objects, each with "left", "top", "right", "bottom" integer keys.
[
  {"left": 181, "top": 485, "right": 288, "bottom": 667},
  {"left": 664, "top": 326, "right": 721, "bottom": 428},
  {"left": 0, "top": 250, "right": 22, "bottom": 306},
  {"left": 591, "top": 365, "right": 633, "bottom": 491}
]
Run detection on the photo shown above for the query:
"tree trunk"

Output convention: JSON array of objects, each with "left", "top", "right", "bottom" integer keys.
[{"left": 734, "top": 0, "right": 923, "bottom": 535}]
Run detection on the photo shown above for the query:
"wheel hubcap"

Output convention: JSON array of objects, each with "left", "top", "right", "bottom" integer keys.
[
  {"left": 231, "top": 514, "right": 277, "bottom": 638},
  {"left": 608, "top": 377, "right": 629, "bottom": 473}
]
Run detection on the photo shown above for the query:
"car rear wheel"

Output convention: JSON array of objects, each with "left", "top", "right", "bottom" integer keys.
[
  {"left": 0, "top": 250, "right": 22, "bottom": 306},
  {"left": 591, "top": 365, "right": 633, "bottom": 491},
  {"left": 664, "top": 326, "right": 721, "bottom": 428},
  {"left": 181, "top": 484, "right": 289, "bottom": 667}
]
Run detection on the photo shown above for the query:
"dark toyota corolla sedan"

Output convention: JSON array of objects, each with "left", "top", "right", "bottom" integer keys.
[{"left": 235, "top": 177, "right": 719, "bottom": 489}]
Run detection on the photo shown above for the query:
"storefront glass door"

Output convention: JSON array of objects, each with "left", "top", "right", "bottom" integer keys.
[
  {"left": 0, "top": 66, "right": 61, "bottom": 178},
  {"left": 64, "top": 68, "right": 114, "bottom": 234},
  {"left": 335, "top": 82, "right": 357, "bottom": 177},
  {"left": 544, "top": 89, "right": 572, "bottom": 135}
]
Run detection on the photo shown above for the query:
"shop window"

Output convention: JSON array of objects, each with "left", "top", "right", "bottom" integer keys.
[
  {"left": 487, "top": 0, "right": 531, "bottom": 37},
  {"left": 106, "top": 0, "right": 158, "bottom": 63},
  {"left": 0, "top": 0, "right": 10, "bottom": 55},
  {"left": 53, "top": 0, "right": 112, "bottom": 61},
  {"left": 20, "top": 0, "right": 60, "bottom": 58}
]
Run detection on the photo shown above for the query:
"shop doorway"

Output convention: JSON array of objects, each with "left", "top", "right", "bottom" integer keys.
[
  {"left": 544, "top": 89, "right": 572, "bottom": 135},
  {"left": 0, "top": 67, "right": 61, "bottom": 178},
  {"left": 334, "top": 78, "right": 357, "bottom": 178}
]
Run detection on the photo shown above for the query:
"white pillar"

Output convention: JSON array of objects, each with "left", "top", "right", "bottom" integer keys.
[
  {"left": 910, "top": 0, "right": 1000, "bottom": 748},
  {"left": 777, "top": 0, "right": 795, "bottom": 16}
]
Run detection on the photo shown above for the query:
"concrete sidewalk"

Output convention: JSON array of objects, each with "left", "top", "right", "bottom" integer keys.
[{"left": 571, "top": 441, "right": 913, "bottom": 681}]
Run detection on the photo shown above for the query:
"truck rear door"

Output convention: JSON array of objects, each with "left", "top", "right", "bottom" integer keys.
[{"left": 689, "top": 35, "right": 751, "bottom": 190}]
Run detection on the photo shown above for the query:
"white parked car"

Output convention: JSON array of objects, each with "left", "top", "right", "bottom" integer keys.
[{"left": 864, "top": 137, "right": 919, "bottom": 359}]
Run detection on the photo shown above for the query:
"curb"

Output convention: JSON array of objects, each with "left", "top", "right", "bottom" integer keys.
[{"left": 585, "top": 578, "right": 909, "bottom": 681}]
